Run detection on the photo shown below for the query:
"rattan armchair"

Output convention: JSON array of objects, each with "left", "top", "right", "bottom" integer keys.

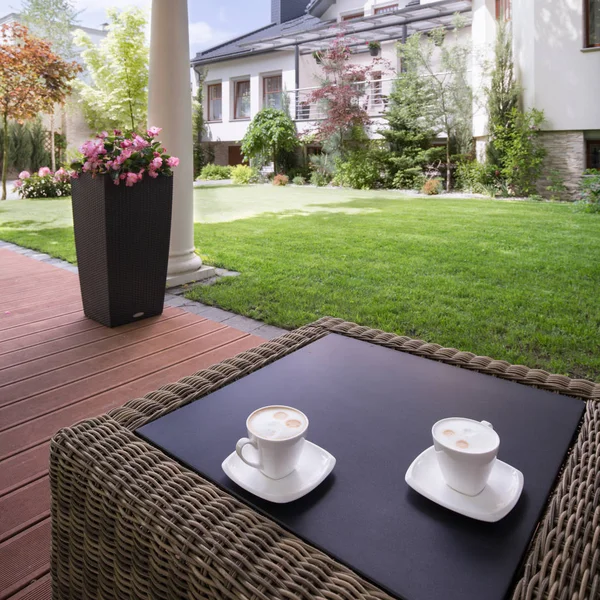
[{"left": 50, "top": 318, "right": 600, "bottom": 599}]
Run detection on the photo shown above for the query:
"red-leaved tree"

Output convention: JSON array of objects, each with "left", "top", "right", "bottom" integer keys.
[
  {"left": 309, "top": 34, "right": 388, "bottom": 153},
  {"left": 0, "top": 22, "right": 81, "bottom": 199}
]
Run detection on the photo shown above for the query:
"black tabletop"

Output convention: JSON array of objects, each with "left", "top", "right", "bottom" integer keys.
[{"left": 137, "top": 333, "right": 585, "bottom": 600}]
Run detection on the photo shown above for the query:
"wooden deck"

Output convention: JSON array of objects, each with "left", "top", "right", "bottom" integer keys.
[{"left": 0, "top": 249, "right": 264, "bottom": 599}]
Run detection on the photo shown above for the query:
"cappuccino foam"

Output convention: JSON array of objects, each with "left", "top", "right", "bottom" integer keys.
[
  {"left": 434, "top": 419, "right": 498, "bottom": 453},
  {"left": 248, "top": 407, "right": 307, "bottom": 440}
]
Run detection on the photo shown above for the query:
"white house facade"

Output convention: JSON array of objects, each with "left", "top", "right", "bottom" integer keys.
[{"left": 192, "top": 0, "right": 600, "bottom": 196}]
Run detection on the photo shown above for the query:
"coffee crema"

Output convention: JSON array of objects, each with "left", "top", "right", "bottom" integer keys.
[
  {"left": 248, "top": 406, "right": 307, "bottom": 440},
  {"left": 434, "top": 418, "right": 498, "bottom": 453}
]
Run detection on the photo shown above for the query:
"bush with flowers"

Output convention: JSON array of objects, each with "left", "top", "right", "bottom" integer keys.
[
  {"left": 14, "top": 167, "right": 72, "bottom": 199},
  {"left": 69, "top": 127, "right": 179, "bottom": 186}
]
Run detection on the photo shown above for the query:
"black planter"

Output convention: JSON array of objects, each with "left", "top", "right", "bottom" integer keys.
[
  {"left": 71, "top": 173, "right": 173, "bottom": 327},
  {"left": 369, "top": 47, "right": 380, "bottom": 57}
]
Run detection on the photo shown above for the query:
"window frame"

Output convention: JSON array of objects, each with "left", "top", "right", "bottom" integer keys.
[
  {"left": 374, "top": 4, "right": 398, "bottom": 15},
  {"left": 263, "top": 74, "right": 283, "bottom": 110},
  {"left": 341, "top": 11, "right": 364, "bottom": 22},
  {"left": 495, "top": 0, "right": 512, "bottom": 21},
  {"left": 586, "top": 139, "right": 600, "bottom": 169},
  {"left": 585, "top": 0, "right": 600, "bottom": 48},
  {"left": 233, "top": 79, "right": 251, "bottom": 120},
  {"left": 206, "top": 83, "right": 222, "bottom": 122}
]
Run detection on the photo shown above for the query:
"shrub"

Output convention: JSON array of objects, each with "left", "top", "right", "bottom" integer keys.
[
  {"left": 546, "top": 169, "right": 567, "bottom": 202},
  {"left": 392, "top": 167, "right": 426, "bottom": 191},
  {"left": 310, "top": 171, "right": 330, "bottom": 187},
  {"left": 14, "top": 167, "right": 71, "bottom": 198},
  {"left": 421, "top": 178, "right": 443, "bottom": 195},
  {"left": 492, "top": 108, "right": 546, "bottom": 196},
  {"left": 335, "top": 147, "right": 387, "bottom": 190},
  {"left": 292, "top": 176, "right": 306, "bottom": 186},
  {"left": 198, "top": 164, "right": 232, "bottom": 180},
  {"left": 273, "top": 174, "right": 289, "bottom": 186},
  {"left": 574, "top": 169, "right": 600, "bottom": 213},
  {"left": 231, "top": 164, "right": 255, "bottom": 185}
]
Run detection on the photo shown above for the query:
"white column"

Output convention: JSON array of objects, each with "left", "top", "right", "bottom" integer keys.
[{"left": 149, "top": 0, "right": 215, "bottom": 286}]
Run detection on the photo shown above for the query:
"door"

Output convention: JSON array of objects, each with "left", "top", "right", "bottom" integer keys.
[{"left": 228, "top": 146, "right": 244, "bottom": 166}]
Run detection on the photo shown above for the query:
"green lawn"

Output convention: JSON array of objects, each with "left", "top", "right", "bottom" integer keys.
[{"left": 2, "top": 186, "right": 599, "bottom": 381}]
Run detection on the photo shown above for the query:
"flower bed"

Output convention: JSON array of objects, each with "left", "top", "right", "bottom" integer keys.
[{"left": 14, "top": 167, "right": 72, "bottom": 198}]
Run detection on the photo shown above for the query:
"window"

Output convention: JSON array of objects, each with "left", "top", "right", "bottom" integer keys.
[
  {"left": 207, "top": 84, "right": 222, "bottom": 121},
  {"left": 342, "top": 11, "right": 364, "bottom": 21},
  {"left": 587, "top": 140, "right": 600, "bottom": 169},
  {"left": 374, "top": 4, "right": 398, "bottom": 15},
  {"left": 495, "top": 0, "right": 511, "bottom": 21},
  {"left": 586, "top": 0, "right": 600, "bottom": 47},
  {"left": 234, "top": 80, "right": 251, "bottom": 119},
  {"left": 263, "top": 75, "right": 283, "bottom": 110}
]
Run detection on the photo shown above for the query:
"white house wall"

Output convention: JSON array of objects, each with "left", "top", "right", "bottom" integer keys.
[
  {"left": 513, "top": 0, "right": 600, "bottom": 132},
  {"left": 202, "top": 51, "right": 296, "bottom": 143}
]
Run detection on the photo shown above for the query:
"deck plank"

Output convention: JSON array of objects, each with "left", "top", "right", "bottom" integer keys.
[
  {"left": 0, "top": 520, "right": 50, "bottom": 600},
  {"left": 0, "top": 248, "right": 266, "bottom": 598}
]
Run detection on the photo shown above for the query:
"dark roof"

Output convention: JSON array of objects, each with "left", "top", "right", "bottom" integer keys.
[{"left": 192, "top": 13, "right": 325, "bottom": 66}]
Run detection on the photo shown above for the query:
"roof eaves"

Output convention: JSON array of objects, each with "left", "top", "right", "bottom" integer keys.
[{"left": 193, "top": 22, "right": 277, "bottom": 60}]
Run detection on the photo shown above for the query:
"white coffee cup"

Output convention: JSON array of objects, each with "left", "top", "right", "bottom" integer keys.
[
  {"left": 432, "top": 417, "right": 500, "bottom": 496},
  {"left": 236, "top": 405, "right": 309, "bottom": 480}
]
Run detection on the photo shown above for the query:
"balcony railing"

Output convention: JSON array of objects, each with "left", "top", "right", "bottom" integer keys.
[{"left": 288, "top": 79, "right": 394, "bottom": 122}]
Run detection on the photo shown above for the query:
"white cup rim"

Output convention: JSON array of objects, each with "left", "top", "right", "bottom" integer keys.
[
  {"left": 432, "top": 417, "right": 499, "bottom": 455},
  {"left": 246, "top": 405, "right": 309, "bottom": 442}
]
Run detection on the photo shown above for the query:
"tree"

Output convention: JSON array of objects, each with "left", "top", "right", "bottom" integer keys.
[
  {"left": 485, "top": 21, "right": 521, "bottom": 165},
  {"left": 309, "top": 34, "right": 387, "bottom": 156},
  {"left": 21, "top": 0, "right": 81, "bottom": 170},
  {"left": 73, "top": 7, "right": 149, "bottom": 132},
  {"left": 398, "top": 21, "right": 473, "bottom": 190},
  {"left": 381, "top": 47, "right": 439, "bottom": 188},
  {"left": 0, "top": 22, "right": 80, "bottom": 199},
  {"left": 241, "top": 108, "right": 298, "bottom": 173},
  {"left": 21, "top": 0, "right": 80, "bottom": 60}
]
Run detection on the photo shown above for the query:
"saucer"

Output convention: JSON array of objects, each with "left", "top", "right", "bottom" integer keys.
[
  {"left": 405, "top": 446, "right": 524, "bottom": 522},
  {"left": 222, "top": 441, "right": 336, "bottom": 504}
]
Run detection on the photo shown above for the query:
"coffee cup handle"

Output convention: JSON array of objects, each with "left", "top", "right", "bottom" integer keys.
[{"left": 236, "top": 437, "right": 262, "bottom": 470}]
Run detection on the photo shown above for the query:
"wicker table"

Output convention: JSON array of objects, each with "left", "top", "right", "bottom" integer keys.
[{"left": 50, "top": 318, "right": 600, "bottom": 600}]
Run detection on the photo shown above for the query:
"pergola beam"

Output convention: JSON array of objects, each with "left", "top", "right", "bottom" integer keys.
[{"left": 241, "top": 1, "right": 472, "bottom": 53}]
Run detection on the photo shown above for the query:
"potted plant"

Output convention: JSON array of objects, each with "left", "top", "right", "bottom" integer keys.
[
  {"left": 69, "top": 127, "right": 179, "bottom": 327},
  {"left": 368, "top": 41, "right": 381, "bottom": 56}
]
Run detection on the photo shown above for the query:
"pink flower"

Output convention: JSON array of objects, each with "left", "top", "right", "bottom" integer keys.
[
  {"left": 38, "top": 167, "right": 52, "bottom": 177},
  {"left": 97, "top": 131, "right": 109, "bottom": 139},
  {"left": 147, "top": 126, "right": 162, "bottom": 137},
  {"left": 114, "top": 129, "right": 122, "bottom": 136},
  {"left": 151, "top": 157, "right": 163, "bottom": 170},
  {"left": 18, "top": 170, "right": 30, "bottom": 180},
  {"left": 148, "top": 169, "right": 158, "bottom": 178},
  {"left": 54, "top": 168, "right": 69, "bottom": 182},
  {"left": 167, "top": 156, "right": 179, "bottom": 168},
  {"left": 125, "top": 172, "right": 139, "bottom": 187},
  {"left": 121, "top": 139, "right": 133, "bottom": 148},
  {"left": 70, "top": 171, "right": 79, "bottom": 179},
  {"left": 133, "top": 135, "right": 150, "bottom": 149},
  {"left": 14, "top": 180, "right": 22, "bottom": 188}
]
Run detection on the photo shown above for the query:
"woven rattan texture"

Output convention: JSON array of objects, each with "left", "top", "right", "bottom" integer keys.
[
  {"left": 72, "top": 174, "right": 173, "bottom": 328},
  {"left": 50, "top": 320, "right": 600, "bottom": 599}
]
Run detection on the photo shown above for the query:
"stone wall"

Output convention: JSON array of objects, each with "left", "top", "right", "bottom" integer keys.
[
  {"left": 537, "top": 131, "right": 585, "bottom": 201},
  {"left": 201, "top": 142, "right": 229, "bottom": 166}
]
